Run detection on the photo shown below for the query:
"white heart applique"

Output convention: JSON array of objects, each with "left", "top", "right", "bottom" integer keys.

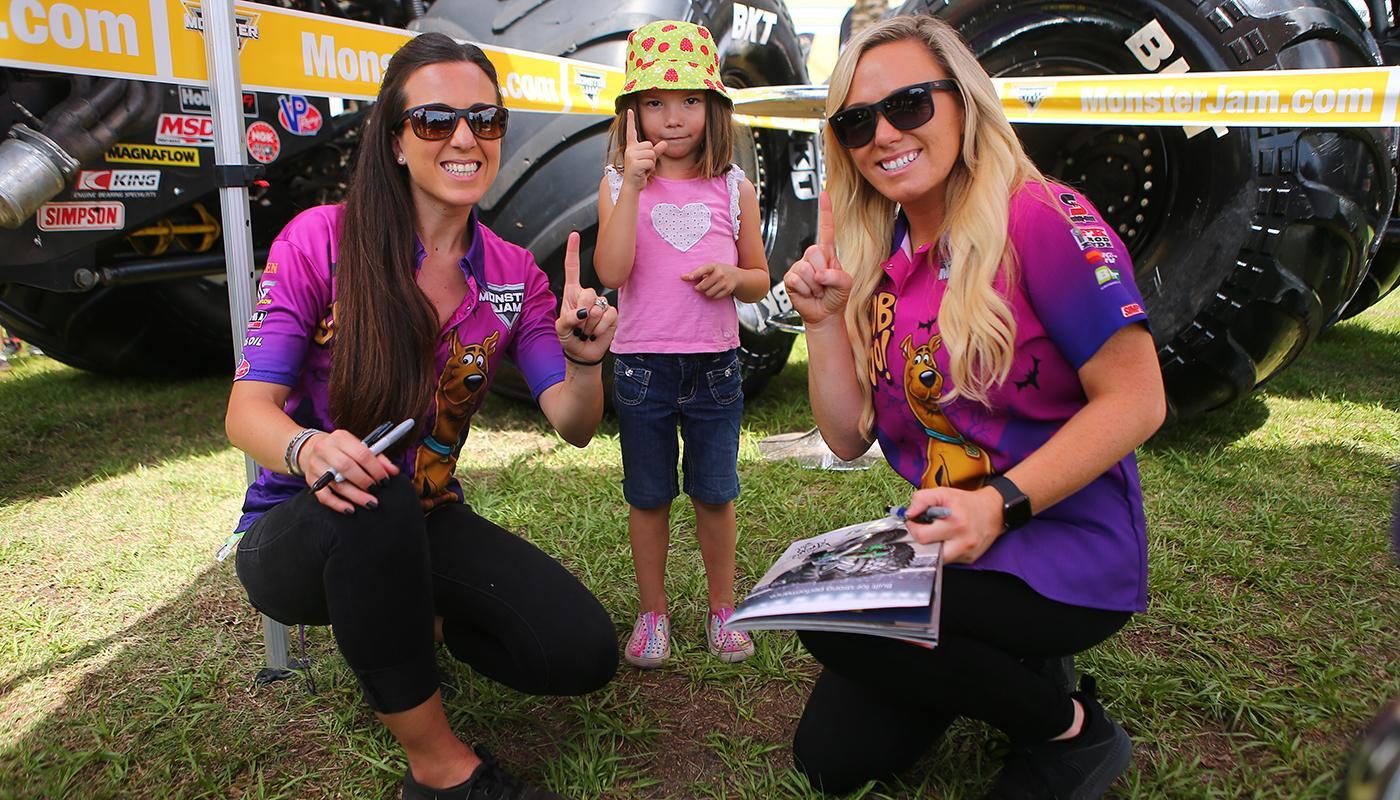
[{"left": 650, "top": 202, "right": 711, "bottom": 252}]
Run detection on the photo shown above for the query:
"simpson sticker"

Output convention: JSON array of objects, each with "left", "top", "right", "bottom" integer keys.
[
  {"left": 479, "top": 282, "right": 525, "bottom": 329},
  {"left": 246, "top": 121, "right": 281, "bottom": 164},
  {"left": 156, "top": 113, "right": 215, "bottom": 146},
  {"left": 106, "top": 142, "right": 199, "bottom": 166},
  {"left": 276, "top": 95, "right": 323, "bottom": 136},
  {"left": 37, "top": 201, "right": 125, "bottom": 231},
  {"left": 1121, "top": 303, "right": 1144, "bottom": 318}
]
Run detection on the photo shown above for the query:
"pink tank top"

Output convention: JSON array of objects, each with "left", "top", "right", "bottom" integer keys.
[{"left": 605, "top": 164, "right": 744, "bottom": 354}]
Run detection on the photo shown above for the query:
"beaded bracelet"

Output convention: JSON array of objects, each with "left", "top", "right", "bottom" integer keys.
[{"left": 284, "top": 428, "right": 322, "bottom": 476}]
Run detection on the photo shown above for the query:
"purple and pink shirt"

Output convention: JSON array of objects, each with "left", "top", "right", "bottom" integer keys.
[
  {"left": 232, "top": 204, "right": 566, "bottom": 531},
  {"left": 605, "top": 164, "right": 744, "bottom": 354},
  {"left": 869, "top": 182, "right": 1151, "bottom": 612}
]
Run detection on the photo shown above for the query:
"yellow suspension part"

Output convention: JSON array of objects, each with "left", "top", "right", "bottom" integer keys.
[{"left": 126, "top": 202, "right": 222, "bottom": 256}]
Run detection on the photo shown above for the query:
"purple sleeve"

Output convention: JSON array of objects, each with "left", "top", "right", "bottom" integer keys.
[
  {"left": 507, "top": 255, "right": 566, "bottom": 401},
  {"left": 233, "top": 233, "right": 330, "bottom": 386},
  {"left": 1013, "top": 187, "right": 1150, "bottom": 369}
]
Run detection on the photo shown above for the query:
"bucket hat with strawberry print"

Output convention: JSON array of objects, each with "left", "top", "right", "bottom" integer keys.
[{"left": 617, "top": 20, "right": 731, "bottom": 109}]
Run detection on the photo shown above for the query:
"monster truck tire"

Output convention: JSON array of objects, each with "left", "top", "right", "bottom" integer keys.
[
  {"left": 893, "top": 0, "right": 1397, "bottom": 418},
  {"left": 0, "top": 278, "right": 231, "bottom": 377},
  {"left": 416, "top": 0, "right": 817, "bottom": 403},
  {"left": 1339, "top": 211, "right": 1400, "bottom": 319}
]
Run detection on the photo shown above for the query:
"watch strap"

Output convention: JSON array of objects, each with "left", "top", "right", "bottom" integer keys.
[{"left": 987, "top": 474, "right": 1032, "bottom": 530}]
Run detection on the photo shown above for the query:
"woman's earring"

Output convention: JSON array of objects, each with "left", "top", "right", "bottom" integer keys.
[{"left": 396, "top": 155, "right": 405, "bottom": 164}]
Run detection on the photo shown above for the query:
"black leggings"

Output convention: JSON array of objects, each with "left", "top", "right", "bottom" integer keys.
[
  {"left": 793, "top": 568, "right": 1131, "bottom": 794},
  {"left": 235, "top": 474, "right": 618, "bottom": 713}
]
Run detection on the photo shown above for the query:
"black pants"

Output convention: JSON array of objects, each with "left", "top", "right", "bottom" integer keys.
[
  {"left": 793, "top": 568, "right": 1132, "bottom": 794},
  {"left": 235, "top": 474, "right": 617, "bottom": 713}
]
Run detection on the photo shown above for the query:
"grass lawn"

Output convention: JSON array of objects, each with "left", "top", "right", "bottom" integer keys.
[{"left": 0, "top": 293, "right": 1397, "bottom": 799}]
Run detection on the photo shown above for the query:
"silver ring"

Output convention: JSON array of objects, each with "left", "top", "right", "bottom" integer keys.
[{"left": 594, "top": 297, "right": 610, "bottom": 308}]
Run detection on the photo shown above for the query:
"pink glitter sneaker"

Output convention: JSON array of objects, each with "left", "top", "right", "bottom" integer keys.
[
  {"left": 625, "top": 611, "right": 671, "bottom": 668},
  {"left": 706, "top": 607, "right": 755, "bottom": 663}
]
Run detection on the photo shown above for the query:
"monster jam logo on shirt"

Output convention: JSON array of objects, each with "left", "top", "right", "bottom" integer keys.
[{"left": 479, "top": 282, "right": 524, "bottom": 329}]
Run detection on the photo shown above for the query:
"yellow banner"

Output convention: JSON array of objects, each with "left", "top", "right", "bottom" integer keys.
[
  {"left": 5, "top": 0, "right": 1398, "bottom": 129},
  {"left": 995, "top": 68, "right": 1400, "bottom": 127}
]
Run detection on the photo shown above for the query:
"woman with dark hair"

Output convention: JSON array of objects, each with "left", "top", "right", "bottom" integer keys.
[
  {"left": 224, "top": 32, "right": 617, "bottom": 800},
  {"left": 783, "top": 14, "right": 1165, "bottom": 799}
]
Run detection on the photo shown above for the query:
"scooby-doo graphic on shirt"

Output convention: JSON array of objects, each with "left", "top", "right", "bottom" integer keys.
[
  {"left": 414, "top": 329, "right": 499, "bottom": 506},
  {"left": 899, "top": 333, "right": 992, "bottom": 490}
]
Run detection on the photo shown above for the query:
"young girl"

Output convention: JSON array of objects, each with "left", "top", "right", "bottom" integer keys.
[{"left": 595, "top": 19, "right": 770, "bottom": 667}]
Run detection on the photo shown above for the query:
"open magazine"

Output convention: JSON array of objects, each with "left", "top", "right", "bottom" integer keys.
[{"left": 724, "top": 510, "right": 944, "bottom": 647}]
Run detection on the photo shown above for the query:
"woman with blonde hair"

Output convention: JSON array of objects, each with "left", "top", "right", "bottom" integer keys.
[{"left": 783, "top": 14, "right": 1165, "bottom": 798}]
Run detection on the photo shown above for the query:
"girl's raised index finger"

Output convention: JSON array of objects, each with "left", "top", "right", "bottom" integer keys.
[
  {"left": 626, "top": 109, "right": 639, "bottom": 145},
  {"left": 562, "top": 230, "right": 581, "bottom": 289}
]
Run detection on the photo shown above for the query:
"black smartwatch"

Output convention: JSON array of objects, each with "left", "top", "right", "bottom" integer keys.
[{"left": 987, "top": 474, "right": 1032, "bottom": 531}]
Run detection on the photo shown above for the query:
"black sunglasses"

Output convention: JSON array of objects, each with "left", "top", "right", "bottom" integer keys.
[
  {"left": 828, "top": 80, "right": 959, "bottom": 149},
  {"left": 397, "top": 102, "right": 509, "bottom": 141}
]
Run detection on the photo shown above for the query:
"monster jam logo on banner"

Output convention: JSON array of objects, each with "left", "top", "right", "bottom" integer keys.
[
  {"left": 1012, "top": 85, "right": 1053, "bottom": 114},
  {"left": 479, "top": 282, "right": 524, "bottom": 329},
  {"left": 574, "top": 69, "right": 605, "bottom": 110},
  {"left": 180, "top": 0, "right": 260, "bottom": 49}
]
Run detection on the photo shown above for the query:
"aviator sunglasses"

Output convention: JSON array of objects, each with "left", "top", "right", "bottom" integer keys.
[
  {"left": 828, "top": 80, "right": 959, "bottom": 149},
  {"left": 397, "top": 102, "right": 510, "bottom": 141}
]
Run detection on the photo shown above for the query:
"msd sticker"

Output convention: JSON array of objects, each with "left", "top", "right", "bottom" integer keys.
[
  {"left": 156, "top": 113, "right": 216, "bottom": 147},
  {"left": 246, "top": 121, "right": 281, "bottom": 164},
  {"left": 276, "top": 95, "right": 323, "bottom": 136},
  {"left": 37, "top": 202, "right": 125, "bottom": 231}
]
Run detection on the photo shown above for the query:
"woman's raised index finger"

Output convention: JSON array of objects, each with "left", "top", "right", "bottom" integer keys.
[{"left": 818, "top": 190, "right": 836, "bottom": 251}]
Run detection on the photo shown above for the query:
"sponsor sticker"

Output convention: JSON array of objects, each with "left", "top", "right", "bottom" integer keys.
[
  {"left": 1084, "top": 248, "right": 1120, "bottom": 266},
  {"left": 156, "top": 113, "right": 216, "bottom": 146},
  {"left": 263, "top": 262, "right": 279, "bottom": 274},
  {"left": 479, "top": 282, "right": 525, "bottom": 329},
  {"left": 246, "top": 121, "right": 281, "bottom": 163},
  {"left": 573, "top": 70, "right": 605, "bottom": 110},
  {"left": 1094, "top": 265, "right": 1121, "bottom": 287},
  {"left": 1071, "top": 226, "right": 1114, "bottom": 250},
  {"left": 234, "top": 358, "right": 251, "bottom": 379},
  {"left": 276, "top": 95, "right": 323, "bottom": 135},
  {"left": 246, "top": 311, "right": 267, "bottom": 330},
  {"left": 1057, "top": 192, "right": 1096, "bottom": 223},
  {"left": 37, "top": 201, "right": 125, "bottom": 231},
  {"left": 1121, "top": 303, "right": 1144, "bottom": 318},
  {"left": 71, "top": 170, "right": 160, "bottom": 199},
  {"left": 178, "top": 85, "right": 258, "bottom": 117},
  {"left": 106, "top": 142, "right": 200, "bottom": 166},
  {"left": 257, "top": 279, "right": 276, "bottom": 306},
  {"left": 1014, "top": 85, "right": 1053, "bottom": 114},
  {"left": 181, "top": 1, "right": 261, "bottom": 49},
  {"left": 243, "top": 336, "right": 263, "bottom": 347}
]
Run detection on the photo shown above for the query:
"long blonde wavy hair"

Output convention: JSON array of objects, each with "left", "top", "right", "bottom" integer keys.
[{"left": 827, "top": 15, "right": 1047, "bottom": 435}]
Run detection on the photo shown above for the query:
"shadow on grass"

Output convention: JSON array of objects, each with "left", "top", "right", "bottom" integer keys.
[
  {"left": 1260, "top": 322, "right": 1400, "bottom": 413},
  {"left": 0, "top": 365, "right": 231, "bottom": 506}
]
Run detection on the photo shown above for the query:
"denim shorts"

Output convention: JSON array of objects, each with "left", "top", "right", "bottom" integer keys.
[{"left": 613, "top": 349, "right": 743, "bottom": 508}]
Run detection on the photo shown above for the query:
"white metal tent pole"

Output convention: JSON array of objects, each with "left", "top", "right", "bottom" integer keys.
[{"left": 200, "top": 0, "right": 292, "bottom": 674}]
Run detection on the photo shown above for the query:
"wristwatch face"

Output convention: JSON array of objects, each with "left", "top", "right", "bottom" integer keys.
[{"left": 992, "top": 476, "right": 1032, "bottom": 530}]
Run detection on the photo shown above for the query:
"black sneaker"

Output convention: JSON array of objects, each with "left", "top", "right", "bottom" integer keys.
[
  {"left": 401, "top": 746, "right": 569, "bottom": 800},
  {"left": 978, "top": 676, "right": 1132, "bottom": 800}
]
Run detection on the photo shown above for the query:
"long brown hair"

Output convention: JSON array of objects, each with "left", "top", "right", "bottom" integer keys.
[
  {"left": 330, "top": 32, "right": 502, "bottom": 441},
  {"left": 607, "top": 91, "right": 735, "bottom": 179}
]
